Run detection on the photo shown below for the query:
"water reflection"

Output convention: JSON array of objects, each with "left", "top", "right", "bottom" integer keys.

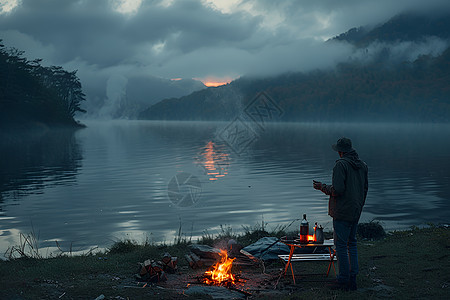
[
  {"left": 196, "top": 141, "right": 230, "bottom": 181},
  {"left": 0, "top": 127, "right": 83, "bottom": 256},
  {"left": 0, "top": 121, "right": 449, "bottom": 257},
  {"left": 0, "top": 128, "right": 82, "bottom": 199}
]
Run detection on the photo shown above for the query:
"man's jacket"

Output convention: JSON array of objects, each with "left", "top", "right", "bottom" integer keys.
[{"left": 321, "top": 150, "right": 368, "bottom": 222}]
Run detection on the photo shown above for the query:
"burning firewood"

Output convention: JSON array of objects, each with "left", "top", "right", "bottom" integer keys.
[
  {"left": 201, "top": 250, "right": 242, "bottom": 286},
  {"left": 185, "top": 249, "right": 254, "bottom": 297}
]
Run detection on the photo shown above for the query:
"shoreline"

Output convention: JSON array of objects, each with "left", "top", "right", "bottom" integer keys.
[
  {"left": 0, "top": 221, "right": 429, "bottom": 261},
  {"left": 0, "top": 225, "right": 448, "bottom": 299},
  {"left": 0, "top": 220, "right": 444, "bottom": 261}
]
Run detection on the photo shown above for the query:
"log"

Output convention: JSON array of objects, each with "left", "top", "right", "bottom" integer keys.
[
  {"left": 190, "top": 244, "right": 222, "bottom": 260},
  {"left": 200, "top": 258, "right": 218, "bottom": 267},
  {"left": 190, "top": 253, "right": 203, "bottom": 267},
  {"left": 185, "top": 254, "right": 195, "bottom": 268},
  {"left": 161, "top": 255, "right": 178, "bottom": 273},
  {"left": 161, "top": 252, "right": 172, "bottom": 264},
  {"left": 143, "top": 259, "right": 152, "bottom": 267}
]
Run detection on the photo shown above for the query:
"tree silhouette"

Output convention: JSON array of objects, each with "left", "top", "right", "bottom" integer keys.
[{"left": 0, "top": 40, "right": 86, "bottom": 128}]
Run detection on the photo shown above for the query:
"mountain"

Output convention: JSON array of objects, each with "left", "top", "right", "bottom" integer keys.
[
  {"left": 139, "top": 12, "right": 450, "bottom": 123},
  {"left": 140, "top": 83, "right": 243, "bottom": 121},
  {"left": 89, "top": 76, "right": 205, "bottom": 119},
  {"left": 332, "top": 12, "right": 450, "bottom": 47}
]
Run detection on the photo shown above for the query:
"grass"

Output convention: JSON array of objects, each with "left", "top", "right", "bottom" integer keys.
[
  {"left": 4, "top": 231, "right": 43, "bottom": 259},
  {"left": 356, "top": 224, "right": 450, "bottom": 299},
  {"left": 198, "top": 221, "right": 290, "bottom": 246},
  {"left": 0, "top": 223, "right": 449, "bottom": 299},
  {"left": 357, "top": 220, "right": 386, "bottom": 240}
]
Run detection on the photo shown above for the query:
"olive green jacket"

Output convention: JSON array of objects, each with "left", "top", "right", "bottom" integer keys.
[{"left": 320, "top": 151, "right": 368, "bottom": 222}]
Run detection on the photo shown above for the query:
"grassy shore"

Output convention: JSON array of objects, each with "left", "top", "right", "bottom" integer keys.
[{"left": 0, "top": 224, "right": 448, "bottom": 299}]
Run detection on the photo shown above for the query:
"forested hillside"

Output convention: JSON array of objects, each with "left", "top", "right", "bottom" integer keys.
[
  {"left": 332, "top": 12, "right": 450, "bottom": 46},
  {"left": 140, "top": 49, "right": 450, "bottom": 122},
  {"left": 0, "top": 41, "right": 86, "bottom": 129},
  {"left": 140, "top": 13, "right": 450, "bottom": 123},
  {"left": 242, "top": 49, "right": 450, "bottom": 122}
]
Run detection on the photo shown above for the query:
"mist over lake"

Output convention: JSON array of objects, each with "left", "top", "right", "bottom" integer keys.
[{"left": 1, "top": 120, "right": 449, "bottom": 256}]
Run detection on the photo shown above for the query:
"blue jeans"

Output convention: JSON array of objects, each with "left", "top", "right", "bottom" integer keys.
[{"left": 333, "top": 219, "right": 358, "bottom": 284}]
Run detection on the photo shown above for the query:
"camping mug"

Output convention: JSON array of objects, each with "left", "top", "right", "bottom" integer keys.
[{"left": 315, "top": 227, "right": 324, "bottom": 243}]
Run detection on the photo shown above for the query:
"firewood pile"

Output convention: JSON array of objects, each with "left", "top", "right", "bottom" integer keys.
[{"left": 135, "top": 252, "right": 178, "bottom": 283}]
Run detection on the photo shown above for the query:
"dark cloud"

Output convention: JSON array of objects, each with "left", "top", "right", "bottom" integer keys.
[
  {"left": 1, "top": 0, "right": 449, "bottom": 117},
  {"left": 240, "top": 0, "right": 450, "bottom": 40},
  {"left": 2, "top": 0, "right": 450, "bottom": 69},
  {"left": 126, "top": 0, "right": 260, "bottom": 51},
  {"left": 1, "top": 0, "right": 129, "bottom": 65},
  {"left": 1, "top": 0, "right": 260, "bottom": 66}
]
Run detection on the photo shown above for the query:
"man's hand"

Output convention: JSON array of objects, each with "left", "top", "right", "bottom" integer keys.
[{"left": 313, "top": 180, "right": 323, "bottom": 190}]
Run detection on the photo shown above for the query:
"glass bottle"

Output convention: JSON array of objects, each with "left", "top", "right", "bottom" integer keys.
[{"left": 299, "top": 214, "right": 309, "bottom": 244}]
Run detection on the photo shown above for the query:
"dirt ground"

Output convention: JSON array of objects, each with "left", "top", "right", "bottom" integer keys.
[{"left": 1, "top": 226, "right": 449, "bottom": 299}]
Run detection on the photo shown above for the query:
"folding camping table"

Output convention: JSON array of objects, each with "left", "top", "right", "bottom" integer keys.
[{"left": 279, "top": 239, "right": 336, "bottom": 284}]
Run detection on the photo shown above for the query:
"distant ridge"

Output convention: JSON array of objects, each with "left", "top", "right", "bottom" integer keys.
[
  {"left": 332, "top": 12, "right": 450, "bottom": 47},
  {"left": 140, "top": 12, "right": 450, "bottom": 123}
]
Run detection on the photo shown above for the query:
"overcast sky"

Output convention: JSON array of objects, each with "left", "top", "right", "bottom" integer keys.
[{"left": 1, "top": 0, "right": 450, "bottom": 115}]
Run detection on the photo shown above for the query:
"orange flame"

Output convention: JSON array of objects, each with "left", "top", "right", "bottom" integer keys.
[
  {"left": 203, "top": 250, "right": 235, "bottom": 285},
  {"left": 299, "top": 234, "right": 317, "bottom": 243}
]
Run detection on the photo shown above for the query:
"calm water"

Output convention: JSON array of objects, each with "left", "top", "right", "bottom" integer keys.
[{"left": 1, "top": 120, "right": 449, "bottom": 256}]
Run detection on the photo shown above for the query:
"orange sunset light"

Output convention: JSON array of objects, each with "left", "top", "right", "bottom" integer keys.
[
  {"left": 171, "top": 77, "right": 236, "bottom": 87},
  {"left": 196, "top": 77, "right": 234, "bottom": 87},
  {"left": 203, "top": 81, "right": 230, "bottom": 87}
]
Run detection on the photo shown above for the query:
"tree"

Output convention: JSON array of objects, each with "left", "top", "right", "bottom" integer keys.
[{"left": 0, "top": 40, "right": 86, "bottom": 128}]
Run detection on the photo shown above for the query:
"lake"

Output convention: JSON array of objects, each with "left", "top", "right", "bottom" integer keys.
[{"left": 1, "top": 120, "right": 449, "bottom": 256}]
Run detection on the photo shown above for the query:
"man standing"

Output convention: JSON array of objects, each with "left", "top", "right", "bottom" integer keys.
[{"left": 313, "top": 137, "right": 368, "bottom": 291}]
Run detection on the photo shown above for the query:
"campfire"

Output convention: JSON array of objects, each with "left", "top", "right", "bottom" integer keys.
[
  {"left": 201, "top": 250, "right": 237, "bottom": 286},
  {"left": 193, "top": 249, "right": 251, "bottom": 297},
  {"left": 185, "top": 244, "right": 253, "bottom": 297}
]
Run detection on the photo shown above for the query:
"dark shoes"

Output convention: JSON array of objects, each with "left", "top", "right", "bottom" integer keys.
[{"left": 327, "top": 280, "right": 357, "bottom": 291}]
